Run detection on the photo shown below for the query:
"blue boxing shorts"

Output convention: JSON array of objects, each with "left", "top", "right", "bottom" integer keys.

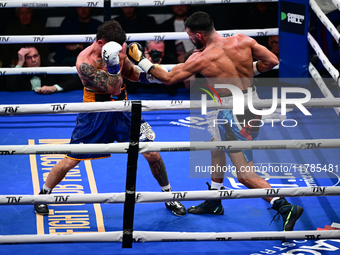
[
  {"left": 209, "top": 86, "right": 261, "bottom": 162},
  {"left": 66, "top": 111, "right": 154, "bottom": 160}
]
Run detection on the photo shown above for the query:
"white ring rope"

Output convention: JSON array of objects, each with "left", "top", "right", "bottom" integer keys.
[
  {"left": 110, "top": 0, "right": 278, "bottom": 7},
  {"left": 0, "top": 1, "right": 338, "bottom": 245},
  {"left": 333, "top": 0, "right": 340, "bottom": 11},
  {"left": 0, "top": 230, "right": 338, "bottom": 244},
  {"left": 0, "top": 187, "right": 339, "bottom": 205},
  {"left": 0, "top": 65, "right": 176, "bottom": 75},
  {"left": 1, "top": 139, "right": 340, "bottom": 155},
  {"left": 0, "top": 0, "right": 277, "bottom": 8},
  {"left": 0, "top": 28, "right": 278, "bottom": 44},
  {"left": 0, "top": 0, "right": 104, "bottom": 8},
  {"left": 308, "top": 32, "right": 340, "bottom": 82},
  {"left": 310, "top": 0, "right": 340, "bottom": 44},
  {"left": 309, "top": 62, "right": 340, "bottom": 116},
  {"left": 0, "top": 63, "right": 278, "bottom": 76},
  {"left": 1, "top": 97, "right": 340, "bottom": 115},
  {"left": 0, "top": 66, "right": 78, "bottom": 75},
  {"left": 2, "top": 0, "right": 339, "bottom": 247}
]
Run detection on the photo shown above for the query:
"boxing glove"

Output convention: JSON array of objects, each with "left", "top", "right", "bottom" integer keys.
[
  {"left": 101, "top": 41, "right": 122, "bottom": 75},
  {"left": 127, "top": 42, "right": 154, "bottom": 73},
  {"left": 138, "top": 64, "right": 167, "bottom": 84}
]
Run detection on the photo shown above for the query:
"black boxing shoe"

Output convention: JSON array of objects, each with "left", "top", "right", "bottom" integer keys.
[
  {"left": 187, "top": 182, "right": 224, "bottom": 215},
  {"left": 162, "top": 187, "right": 186, "bottom": 216},
  {"left": 34, "top": 204, "right": 49, "bottom": 215},
  {"left": 165, "top": 200, "right": 186, "bottom": 216},
  {"left": 34, "top": 187, "right": 51, "bottom": 215},
  {"left": 187, "top": 199, "right": 224, "bottom": 215},
  {"left": 270, "top": 198, "right": 304, "bottom": 231}
]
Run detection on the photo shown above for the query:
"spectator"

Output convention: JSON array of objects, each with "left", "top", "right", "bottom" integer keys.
[
  {"left": 144, "top": 40, "right": 177, "bottom": 65},
  {"left": 5, "top": 46, "right": 82, "bottom": 93},
  {"left": 256, "top": 35, "right": 279, "bottom": 78},
  {"left": 268, "top": 35, "right": 279, "bottom": 59},
  {"left": 53, "top": 7, "right": 102, "bottom": 66},
  {"left": 0, "top": 7, "right": 49, "bottom": 67},
  {"left": 241, "top": 3, "right": 278, "bottom": 49},
  {"left": 0, "top": 76, "right": 6, "bottom": 91},
  {"left": 114, "top": 7, "right": 157, "bottom": 47},
  {"left": 125, "top": 40, "right": 182, "bottom": 95},
  {"left": 159, "top": 5, "right": 195, "bottom": 63}
]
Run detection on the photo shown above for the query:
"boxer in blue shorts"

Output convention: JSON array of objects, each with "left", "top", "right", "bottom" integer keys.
[
  {"left": 34, "top": 20, "right": 186, "bottom": 217},
  {"left": 212, "top": 87, "right": 261, "bottom": 163},
  {"left": 127, "top": 11, "right": 304, "bottom": 231}
]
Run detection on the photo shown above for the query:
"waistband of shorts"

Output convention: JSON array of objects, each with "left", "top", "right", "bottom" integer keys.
[
  {"left": 218, "top": 85, "right": 256, "bottom": 98},
  {"left": 83, "top": 85, "right": 127, "bottom": 102}
]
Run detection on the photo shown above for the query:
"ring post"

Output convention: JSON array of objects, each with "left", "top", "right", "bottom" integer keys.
[
  {"left": 279, "top": 0, "right": 310, "bottom": 82},
  {"left": 122, "top": 101, "right": 141, "bottom": 248}
]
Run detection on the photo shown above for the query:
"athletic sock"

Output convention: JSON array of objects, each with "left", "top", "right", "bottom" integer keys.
[
  {"left": 211, "top": 181, "right": 223, "bottom": 190},
  {"left": 270, "top": 197, "right": 280, "bottom": 205},
  {"left": 40, "top": 184, "right": 52, "bottom": 195},
  {"left": 161, "top": 184, "right": 171, "bottom": 192}
]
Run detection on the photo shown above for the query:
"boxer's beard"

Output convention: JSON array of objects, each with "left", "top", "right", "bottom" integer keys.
[{"left": 194, "top": 39, "right": 204, "bottom": 50}]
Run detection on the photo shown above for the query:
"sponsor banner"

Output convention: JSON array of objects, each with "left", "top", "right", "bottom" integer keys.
[{"left": 279, "top": 0, "right": 309, "bottom": 79}]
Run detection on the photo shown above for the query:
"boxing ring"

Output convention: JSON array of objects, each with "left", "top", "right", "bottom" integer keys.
[{"left": 1, "top": 0, "right": 340, "bottom": 254}]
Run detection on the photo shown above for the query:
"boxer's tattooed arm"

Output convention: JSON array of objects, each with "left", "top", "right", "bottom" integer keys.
[
  {"left": 79, "top": 62, "right": 122, "bottom": 92},
  {"left": 148, "top": 158, "right": 169, "bottom": 187},
  {"left": 122, "top": 58, "right": 139, "bottom": 82},
  {"left": 123, "top": 59, "right": 135, "bottom": 79}
]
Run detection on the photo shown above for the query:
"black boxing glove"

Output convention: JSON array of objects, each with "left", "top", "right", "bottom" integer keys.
[{"left": 127, "top": 42, "right": 154, "bottom": 73}]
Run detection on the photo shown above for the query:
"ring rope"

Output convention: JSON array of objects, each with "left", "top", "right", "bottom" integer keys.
[
  {"left": 333, "top": 0, "right": 340, "bottom": 11},
  {"left": 0, "top": 0, "right": 337, "bottom": 245},
  {"left": 310, "top": 0, "right": 340, "bottom": 44},
  {"left": 0, "top": 66, "right": 78, "bottom": 75},
  {"left": 0, "top": 0, "right": 105, "bottom": 8},
  {"left": 0, "top": 230, "right": 338, "bottom": 244},
  {"left": 2, "top": 0, "right": 338, "bottom": 247},
  {"left": 0, "top": 65, "right": 176, "bottom": 75},
  {"left": 1, "top": 139, "right": 340, "bottom": 155},
  {"left": 309, "top": 62, "right": 340, "bottom": 116},
  {"left": 0, "top": 64, "right": 278, "bottom": 76},
  {"left": 0, "top": 186, "right": 339, "bottom": 205},
  {"left": 2, "top": 97, "right": 340, "bottom": 115},
  {"left": 0, "top": 0, "right": 278, "bottom": 8},
  {"left": 308, "top": 32, "right": 340, "bottom": 82},
  {"left": 0, "top": 29, "right": 278, "bottom": 44}
]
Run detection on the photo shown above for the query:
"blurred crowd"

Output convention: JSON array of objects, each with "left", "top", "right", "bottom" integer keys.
[{"left": 0, "top": 3, "right": 279, "bottom": 93}]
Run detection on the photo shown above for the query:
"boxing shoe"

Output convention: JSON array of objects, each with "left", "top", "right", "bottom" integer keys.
[
  {"left": 34, "top": 204, "right": 49, "bottom": 215},
  {"left": 165, "top": 201, "right": 186, "bottom": 216},
  {"left": 187, "top": 182, "right": 224, "bottom": 215},
  {"left": 34, "top": 187, "right": 51, "bottom": 215},
  {"left": 270, "top": 197, "right": 304, "bottom": 231},
  {"left": 163, "top": 188, "right": 186, "bottom": 216}
]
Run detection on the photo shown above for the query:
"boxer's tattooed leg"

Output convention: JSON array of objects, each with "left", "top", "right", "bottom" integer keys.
[{"left": 148, "top": 157, "right": 169, "bottom": 187}]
